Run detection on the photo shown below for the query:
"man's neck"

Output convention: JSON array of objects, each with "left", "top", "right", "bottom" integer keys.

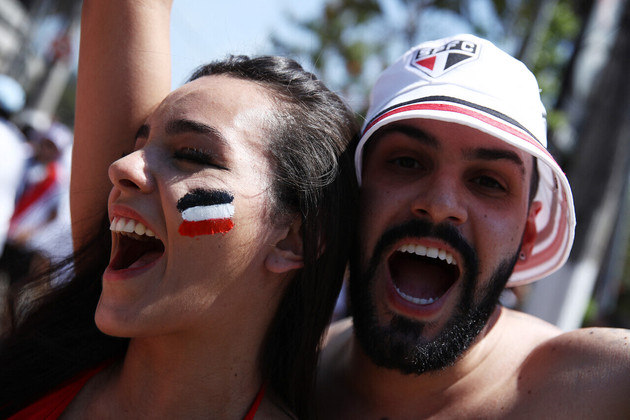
[{"left": 317, "top": 307, "right": 517, "bottom": 418}]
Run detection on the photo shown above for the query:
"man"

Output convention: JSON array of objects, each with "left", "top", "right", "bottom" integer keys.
[{"left": 317, "top": 34, "right": 630, "bottom": 418}]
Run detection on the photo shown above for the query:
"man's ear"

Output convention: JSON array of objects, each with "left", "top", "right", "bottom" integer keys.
[
  {"left": 517, "top": 200, "right": 542, "bottom": 264},
  {"left": 265, "top": 217, "right": 304, "bottom": 274}
]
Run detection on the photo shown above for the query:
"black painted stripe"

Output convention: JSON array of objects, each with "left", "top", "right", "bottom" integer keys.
[{"left": 176, "top": 189, "right": 234, "bottom": 212}]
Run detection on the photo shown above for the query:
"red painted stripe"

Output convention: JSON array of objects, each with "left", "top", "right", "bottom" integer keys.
[{"left": 178, "top": 218, "right": 234, "bottom": 237}]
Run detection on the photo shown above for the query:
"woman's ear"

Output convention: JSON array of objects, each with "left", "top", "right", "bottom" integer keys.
[
  {"left": 265, "top": 217, "right": 304, "bottom": 274},
  {"left": 516, "top": 200, "right": 542, "bottom": 266}
]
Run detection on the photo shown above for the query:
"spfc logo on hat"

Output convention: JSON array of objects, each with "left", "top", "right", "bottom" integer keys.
[{"left": 409, "top": 39, "right": 479, "bottom": 78}]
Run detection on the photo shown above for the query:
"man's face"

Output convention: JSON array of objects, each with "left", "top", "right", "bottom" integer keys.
[{"left": 350, "top": 118, "right": 538, "bottom": 374}]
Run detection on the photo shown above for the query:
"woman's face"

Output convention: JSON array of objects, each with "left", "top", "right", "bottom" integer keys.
[{"left": 97, "top": 75, "right": 291, "bottom": 338}]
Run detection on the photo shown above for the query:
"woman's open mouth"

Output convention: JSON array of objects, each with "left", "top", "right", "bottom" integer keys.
[
  {"left": 109, "top": 217, "right": 165, "bottom": 271},
  {"left": 388, "top": 243, "right": 460, "bottom": 307}
]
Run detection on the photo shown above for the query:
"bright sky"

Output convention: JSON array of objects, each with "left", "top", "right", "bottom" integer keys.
[{"left": 170, "top": 0, "right": 326, "bottom": 89}]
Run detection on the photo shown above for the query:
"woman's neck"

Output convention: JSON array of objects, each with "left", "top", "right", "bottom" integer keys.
[{"left": 78, "top": 305, "right": 274, "bottom": 418}]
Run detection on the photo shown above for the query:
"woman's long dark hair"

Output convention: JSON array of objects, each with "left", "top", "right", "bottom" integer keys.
[
  {"left": 0, "top": 55, "right": 358, "bottom": 419},
  {"left": 0, "top": 222, "right": 129, "bottom": 417},
  {"left": 189, "top": 56, "right": 359, "bottom": 418}
]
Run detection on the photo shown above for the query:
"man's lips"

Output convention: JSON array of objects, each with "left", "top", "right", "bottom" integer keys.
[{"left": 387, "top": 242, "right": 461, "bottom": 307}]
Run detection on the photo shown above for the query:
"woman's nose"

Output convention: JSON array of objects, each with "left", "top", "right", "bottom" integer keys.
[{"left": 108, "top": 149, "right": 155, "bottom": 194}]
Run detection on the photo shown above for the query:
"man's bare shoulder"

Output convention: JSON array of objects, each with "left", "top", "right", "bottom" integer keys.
[
  {"left": 512, "top": 318, "right": 630, "bottom": 417},
  {"left": 520, "top": 323, "right": 630, "bottom": 375},
  {"left": 498, "top": 308, "right": 630, "bottom": 357},
  {"left": 543, "top": 326, "right": 630, "bottom": 357}
]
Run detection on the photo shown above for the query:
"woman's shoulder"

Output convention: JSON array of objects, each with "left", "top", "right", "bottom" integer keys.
[{"left": 7, "top": 362, "right": 109, "bottom": 420}]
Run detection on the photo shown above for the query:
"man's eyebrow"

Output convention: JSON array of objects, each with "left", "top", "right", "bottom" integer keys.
[
  {"left": 165, "top": 119, "right": 230, "bottom": 148},
  {"left": 372, "top": 123, "right": 439, "bottom": 148},
  {"left": 465, "top": 147, "right": 526, "bottom": 174}
]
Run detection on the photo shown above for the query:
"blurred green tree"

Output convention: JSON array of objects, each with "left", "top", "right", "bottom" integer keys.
[{"left": 272, "top": 0, "right": 589, "bottom": 119}]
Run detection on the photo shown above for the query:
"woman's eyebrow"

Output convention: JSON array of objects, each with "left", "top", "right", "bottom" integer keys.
[{"left": 165, "top": 118, "right": 230, "bottom": 148}]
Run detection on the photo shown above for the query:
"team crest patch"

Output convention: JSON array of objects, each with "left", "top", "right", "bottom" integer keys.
[{"left": 409, "top": 39, "right": 479, "bottom": 78}]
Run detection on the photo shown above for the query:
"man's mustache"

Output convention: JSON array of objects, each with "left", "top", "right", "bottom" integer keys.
[{"left": 367, "top": 218, "right": 478, "bottom": 276}]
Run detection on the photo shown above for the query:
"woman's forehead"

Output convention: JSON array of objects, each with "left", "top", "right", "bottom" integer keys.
[
  {"left": 159, "top": 76, "right": 272, "bottom": 119},
  {"left": 147, "top": 75, "right": 276, "bottom": 147}
]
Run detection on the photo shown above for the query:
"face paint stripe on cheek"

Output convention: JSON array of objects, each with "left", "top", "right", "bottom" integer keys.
[{"left": 177, "top": 189, "right": 235, "bottom": 237}]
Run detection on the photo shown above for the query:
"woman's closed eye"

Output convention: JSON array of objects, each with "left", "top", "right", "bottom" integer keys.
[{"left": 174, "top": 147, "right": 227, "bottom": 170}]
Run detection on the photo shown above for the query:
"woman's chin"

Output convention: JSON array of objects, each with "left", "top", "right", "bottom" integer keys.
[{"left": 94, "top": 301, "right": 136, "bottom": 338}]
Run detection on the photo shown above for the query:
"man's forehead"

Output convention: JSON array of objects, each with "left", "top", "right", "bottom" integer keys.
[{"left": 368, "top": 119, "right": 532, "bottom": 165}]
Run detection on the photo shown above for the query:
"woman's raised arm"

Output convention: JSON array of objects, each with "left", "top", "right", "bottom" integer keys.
[{"left": 72, "top": 0, "right": 173, "bottom": 250}]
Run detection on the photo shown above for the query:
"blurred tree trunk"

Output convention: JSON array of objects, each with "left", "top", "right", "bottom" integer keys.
[
  {"left": 524, "top": 0, "right": 630, "bottom": 329},
  {"left": 568, "top": 0, "right": 630, "bottom": 325},
  {"left": 567, "top": 1, "right": 630, "bottom": 259}
]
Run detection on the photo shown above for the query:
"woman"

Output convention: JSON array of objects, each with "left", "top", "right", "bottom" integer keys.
[{"left": 0, "top": 1, "right": 358, "bottom": 418}]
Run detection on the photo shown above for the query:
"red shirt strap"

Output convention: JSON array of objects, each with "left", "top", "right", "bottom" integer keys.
[{"left": 243, "top": 383, "right": 266, "bottom": 420}]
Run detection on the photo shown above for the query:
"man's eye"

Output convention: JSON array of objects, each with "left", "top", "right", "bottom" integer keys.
[
  {"left": 390, "top": 156, "right": 421, "bottom": 169},
  {"left": 174, "top": 147, "right": 226, "bottom": 169},
  {"left": 473, "top": 175, "right": 506, "bottom": 191}
]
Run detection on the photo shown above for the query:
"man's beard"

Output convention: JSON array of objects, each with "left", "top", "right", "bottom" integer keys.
[{"left": 349, "top": 219, "right": 519, "bottom": 375}]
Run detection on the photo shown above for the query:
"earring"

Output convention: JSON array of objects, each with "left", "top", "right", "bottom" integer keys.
[{"left": 519, "top": 252, "right": 526, "bottom": 261}]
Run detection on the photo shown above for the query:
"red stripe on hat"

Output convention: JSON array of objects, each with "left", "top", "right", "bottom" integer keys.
[
  {"left": 364, "top": 102, "right": 556, "bottom": 162},
  {"left": 531, "top": 179, "right": 560, "bottom": 246},
  {"left": 514, "top": 201, "right": 569, "bottom": 275},
  {"left": 178, "top": 218, "right": 234, "bottom": 237}
]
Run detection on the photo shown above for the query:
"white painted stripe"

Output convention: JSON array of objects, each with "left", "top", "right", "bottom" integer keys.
[{"left": 182, "top": 203, "right": 235, "bottom": 222}]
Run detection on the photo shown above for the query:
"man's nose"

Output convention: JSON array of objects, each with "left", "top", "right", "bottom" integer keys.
[{"left": 410, "top": 173, "right": 468, "bottom": 225}]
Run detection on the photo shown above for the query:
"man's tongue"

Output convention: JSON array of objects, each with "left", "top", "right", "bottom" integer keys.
[{"left": 389, "top": 252, "right": 454, "bottom": 304}]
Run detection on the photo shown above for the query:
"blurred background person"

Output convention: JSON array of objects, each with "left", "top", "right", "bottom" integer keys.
[
  {"left": 0, "top": 74, "right": 28, "bottom": 258},
  {"left": 7, "top": 120, "right": 73, "bottom": 258}
]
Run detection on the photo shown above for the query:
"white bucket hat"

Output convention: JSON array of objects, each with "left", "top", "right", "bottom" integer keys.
[{"left": 355, "top": 34, "right": 576, "bottom": 286}]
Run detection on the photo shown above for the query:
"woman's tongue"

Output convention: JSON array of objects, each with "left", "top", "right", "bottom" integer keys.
[
  {"left": 128, "top": 250, "right": 162, "bottom": 269},
  {"left": 389, "top": 252, "right": 453, "bottom": 303},
  {"left": 115, "top": 237, "right": 164, "bottom": 270}
]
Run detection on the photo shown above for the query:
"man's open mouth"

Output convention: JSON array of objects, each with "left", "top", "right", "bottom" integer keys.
[
  {"left": 109, "top": 217, "right": 165, "bottom": 270},
  {"left": 388, "top": 244, "right": 460, "bottom": 305}
]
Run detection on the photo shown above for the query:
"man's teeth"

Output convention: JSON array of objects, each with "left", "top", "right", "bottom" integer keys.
[
  {"left": 110, "top": 216, "right": 156, "bottom": 238},
  {"left": 394, "top": 284, "right": 437, "bottom": 305},
  {"left": 397, "top": 244, "right": 456, "bottom": 265}
]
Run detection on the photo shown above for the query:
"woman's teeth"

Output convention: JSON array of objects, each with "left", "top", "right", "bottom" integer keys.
[
  {"left": 110, "top": 216, "right": 156, "bottom": 238},
  {"left": 397, "top": 244, "right": 456, "bottom": 265}
]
